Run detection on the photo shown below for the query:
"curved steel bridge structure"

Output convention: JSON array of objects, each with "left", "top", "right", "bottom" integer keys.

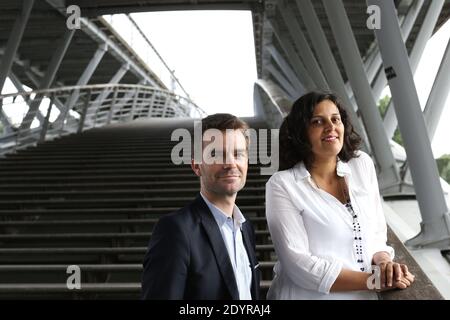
[{"left": 0, "top": 0, "right": 449, "bottom": 299}]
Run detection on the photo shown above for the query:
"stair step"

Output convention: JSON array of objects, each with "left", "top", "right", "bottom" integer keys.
[
  {"left": 0, "top": 230, "right": 270, "bottom": 241},
  {"left": 0, "top": 120, "right": 274, "bottom": 298},
  {"left": 0, "top": 283, "right": 141, "bottom": 293},
  {"left": 0, "top": 205, "right": 265, "bottom": 216},
  {"left": 0, "top": 179, "right": 268, "bottom": 190},
  {"left": 0, "top": 167, "right": 263, "bottom": 176},
  {"left": 0, "top": 262, "right": 276, "bottom": 272},
  {"left": 0, "top": 245, "right": 274, "bottom": 254},
  {"left": 0, "top": 217, "right": 268, "bottom": 227},
  {"left": 0, "top": 195, "right": 265, "bottom": 206},
  {"left": 0, "top": 281, "right": 272, "bottom": 294},
  {"left": 0, "top": 187, "right": 265, "bottom": 198},
  {"left": 0, "top": 173, "right": 267, "bottom": 182}
]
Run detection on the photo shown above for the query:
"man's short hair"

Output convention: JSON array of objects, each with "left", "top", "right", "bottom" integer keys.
[
  {"left": 194, "top": 113, "right": 250, "bottom": 148},
  {"left": 192, "top": 113, "right": 250, "bottom": 150}
]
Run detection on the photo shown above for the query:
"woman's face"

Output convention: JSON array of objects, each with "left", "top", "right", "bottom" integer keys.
[{"left": 307, "top": 99, "right": 344, "bottom": 161}]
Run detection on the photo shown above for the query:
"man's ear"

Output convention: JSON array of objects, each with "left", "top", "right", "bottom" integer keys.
[{"left": 191, "top": 159, "right": 201, "bottom": 177}]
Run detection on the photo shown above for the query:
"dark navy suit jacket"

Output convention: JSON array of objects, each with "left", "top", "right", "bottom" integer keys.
[{"left": 141, "top": 195, "right": 260, "bottom": 300}]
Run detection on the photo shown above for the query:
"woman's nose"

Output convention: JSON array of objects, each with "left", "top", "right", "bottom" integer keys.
[{"left": 324, "top": 119, "right": 334, "bottom": 131}]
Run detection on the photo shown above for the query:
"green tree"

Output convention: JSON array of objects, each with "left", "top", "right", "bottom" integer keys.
[
  {"left": 378, "top": 95, "right": 390, "bottom": 117},
  {"left": 436, "top": 154, "right": 450, "bottom": 184},
  {"left": 377, "top": 95, "right": 403, "bottom": 146}
]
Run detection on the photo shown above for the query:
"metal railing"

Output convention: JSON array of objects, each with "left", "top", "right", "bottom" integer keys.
[
  {"left": 103, "top": 14, "right": 190, "bottom": 97},
  {"left": 0, "top": 84, "right": 206, "bottom": 156}
]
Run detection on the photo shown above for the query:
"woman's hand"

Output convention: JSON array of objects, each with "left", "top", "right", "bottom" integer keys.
[
  {"left": 377, "top": 261, "right": 415, "bottom": 289},
  {"left": 372, "top": 252, "right": 415, "bottom": 290}
]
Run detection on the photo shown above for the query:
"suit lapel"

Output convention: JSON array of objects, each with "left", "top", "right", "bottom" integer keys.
[
  {"left": 241, "top": 222, "right": 259, "bottom": 300},
  {"left": 193, "top": 196, "right": 239, "bottom": 300}
]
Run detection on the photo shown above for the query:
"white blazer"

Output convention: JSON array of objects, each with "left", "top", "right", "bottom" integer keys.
[{"left": 265, "top": 151, "right": 394, "bottom": 300}]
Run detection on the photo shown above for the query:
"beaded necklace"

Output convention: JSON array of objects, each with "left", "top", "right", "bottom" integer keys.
[{"left": 339, "top": 179, "right": 366, "bottom": 272}]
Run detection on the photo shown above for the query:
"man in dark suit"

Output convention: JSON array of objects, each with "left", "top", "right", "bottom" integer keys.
[{"left": 141, "top": 113, "right": 260, "bottom": 300}]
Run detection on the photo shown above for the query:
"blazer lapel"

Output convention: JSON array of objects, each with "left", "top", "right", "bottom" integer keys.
[
  {"left": 241, "top": 222, "right": 259, "bottom": 300},
  {"left": 193, "top": 196, "right": 239, "bottom": 300}
]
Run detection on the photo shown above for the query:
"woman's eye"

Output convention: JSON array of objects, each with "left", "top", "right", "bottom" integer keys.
[
  {"left": 311, "top": 119, "right": 323, "bottom": 126},
  {"left": 332, "top": 117, "right": 341, "bottom": 124}
]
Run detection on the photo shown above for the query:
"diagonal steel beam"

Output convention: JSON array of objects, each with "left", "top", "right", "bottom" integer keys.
[{"left": 368, "top": 0, "right": 450, "bottom": 249}]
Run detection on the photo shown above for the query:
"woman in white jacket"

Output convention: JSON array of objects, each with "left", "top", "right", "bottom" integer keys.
[{"left": 266, "top": 91, "right": 414, "bottom": 299}]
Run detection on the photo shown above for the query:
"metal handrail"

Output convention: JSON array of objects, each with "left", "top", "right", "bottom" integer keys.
[{"left": 0, "top": 84, "right": 207, "bottom": 156}]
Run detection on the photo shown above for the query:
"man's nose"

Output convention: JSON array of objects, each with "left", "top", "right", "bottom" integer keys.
[{"left": 223, "top": 153, "right": 237, "bottom": 167}]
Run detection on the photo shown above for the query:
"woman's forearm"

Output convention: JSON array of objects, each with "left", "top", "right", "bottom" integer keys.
[{"left": 330, "top": 269, "right": 372, "bottom": 292}]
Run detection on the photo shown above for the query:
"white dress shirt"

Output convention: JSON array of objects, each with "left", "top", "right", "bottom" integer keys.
[
  {"left": 265, "top": 151, "right": 394, "bottom": 300},
  {"left": 200, "top": 193, "right": 252, "bottom": 300}
]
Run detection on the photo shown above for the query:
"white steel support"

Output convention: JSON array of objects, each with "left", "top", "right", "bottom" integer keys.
[
  {"left": 295, "top": 0, "right": 369, "bottom": 151},
  {"left": 268, "top": 20, "right": 316, "bottom": 91},
  {"left": 46, "top": 1, "right": 161, "bottom": 88},
  {"left": 81, "top": 18, "right": 157, "bottom": 87},
  {"left": 323, "top": 0, "right": 401, "bottom": 191},
  {"left": 266, "top": 64, "right": 297, "bottom": 99},
  {"left": 383, "top": 0, "right": 445, "bottom": 139},
  {"left": 277, "top": 2, "right": 329, "bottom": 90},
  {"left": 401, "top": 38, "right": 450, "bottom": 187},
  {"left": 367, "top": 0, "right": 424, "bottom": 86},
  {"left": 423, "top": 38, "right": 450, "bottom": 140},
  {"left": 0, "top": 0, "right": 34, "bottom": 91},
  {"left": 39, "top": 29, "right": 75, "bottom": 90},
  {"left": 0, "top": 106, "right": 12, "bottom": 134},
  {"left": 368, "top": 0, "right": 450, "bottom": 249},
  {"left": 22, "top": 68, "right": 66, "bottom": 115},
  {"left": 8, "top": 72, "right": 45, "bottom": 124},
  {"left": 92, "top": 64, "right": 129, "bottom": 107},
  {"left": 20, "top": 30, "right": 76, "bottom": 129},
  {"left": 266, "top": 45, "right": 304, "bottom": 92},
  {"left": 0, "top": 0, "right": 34, "bottom": 132},
  {"left": 55, "top": 44, "right": 108, "bottom": 127}
]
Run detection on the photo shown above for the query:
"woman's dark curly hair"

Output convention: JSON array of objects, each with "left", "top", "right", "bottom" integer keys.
[{"left": 279, "top": 91, "right": 362, "bottom": 170}]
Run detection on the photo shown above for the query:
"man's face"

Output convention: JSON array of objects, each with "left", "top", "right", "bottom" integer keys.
[{"left": 191, "top": 129, "right": 248, "bottom": 197}]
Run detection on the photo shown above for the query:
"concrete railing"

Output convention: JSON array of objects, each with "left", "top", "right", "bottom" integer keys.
[{"left": 379, "top": 226, "right": 444, "bottom": 300}]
